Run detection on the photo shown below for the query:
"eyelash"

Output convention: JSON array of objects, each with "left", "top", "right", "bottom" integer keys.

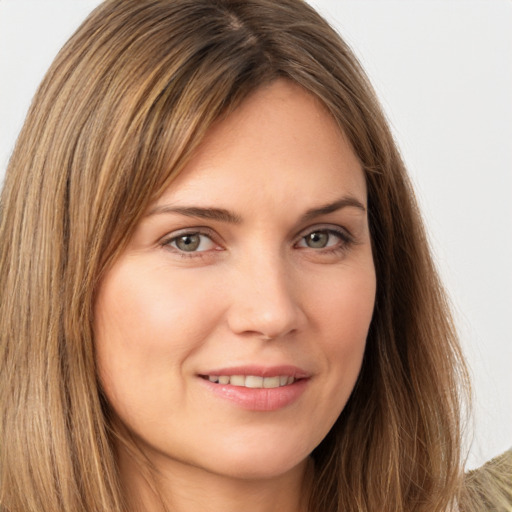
[
  {"left": 160, "top": 225, "right": 355, "bottom": 259},
  {"left": 295, "top": 226, "right": 355, "bottom": 255},
  {"left": 160, "top": 228, "right": 220, "bottom": 259}
]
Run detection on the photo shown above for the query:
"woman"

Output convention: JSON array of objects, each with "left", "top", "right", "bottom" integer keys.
[{"left": 0, "top": 1, "right": 509, "bottom": 511}]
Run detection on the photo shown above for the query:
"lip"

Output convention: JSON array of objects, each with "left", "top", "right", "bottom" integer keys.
[
  {"left": 197, "top": 365, "right": 310, "bottom": 411},
  {"left": 200, "top": 365, "right": 310, "bottom": 379}
]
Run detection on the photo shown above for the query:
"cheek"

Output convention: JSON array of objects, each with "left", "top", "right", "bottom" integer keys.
[
  {"left": 310, "top": 261, "right": 375, "bottom": 401},
  {"left": 313, "top": 259, "right": 376, "bottom": 345},
  {"left": 93, "top": 260, "right": 219, "bottom": 416}
]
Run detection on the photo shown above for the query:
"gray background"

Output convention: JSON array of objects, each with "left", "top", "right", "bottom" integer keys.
[{"left": 1, "top": 0, "right": 510, "bottom": 469}]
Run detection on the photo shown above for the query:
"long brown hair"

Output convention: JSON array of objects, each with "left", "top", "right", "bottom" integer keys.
[{"left": 0, "top": 1, "right": 471, "bottom": 510}]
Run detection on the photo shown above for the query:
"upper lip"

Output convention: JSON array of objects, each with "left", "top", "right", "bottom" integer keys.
[{"left": 198, "top": 365, "right": 310, "bottom": 379}]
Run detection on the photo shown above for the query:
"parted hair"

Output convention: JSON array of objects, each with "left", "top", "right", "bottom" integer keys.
[{"left": 0, "top": 1, "right": 474, "bottom": 511}]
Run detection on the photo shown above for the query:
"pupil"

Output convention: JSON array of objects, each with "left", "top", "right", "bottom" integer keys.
[
  {"left": 177, "top": 234, "right": 200, "bottom": 251},
  {"left": 307, "top": 232, "right": 328, "bottom": 248}
]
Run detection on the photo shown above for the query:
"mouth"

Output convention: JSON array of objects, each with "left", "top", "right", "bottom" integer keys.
[
  {"left": 200, "top": 374, "right": 297, "bottom": 388},
  {"left": 198, "top": 369, "right": 309, "bottom": 411},
  {"left": 197, "top": 365, "right": 310, "bottom": 410}
]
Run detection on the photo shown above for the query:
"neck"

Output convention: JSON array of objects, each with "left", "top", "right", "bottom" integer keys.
[{"left": 117, "top": 440, "right": 312, "bottom": 512}]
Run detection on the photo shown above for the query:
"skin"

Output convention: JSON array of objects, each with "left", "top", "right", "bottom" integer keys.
[{"left": 94, "top": 79, "right": 376, "bottom": 512}]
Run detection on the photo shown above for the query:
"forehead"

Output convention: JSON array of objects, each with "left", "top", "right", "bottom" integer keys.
[{"left": 156, "top": 79, "right": 366, "bottom": 212}]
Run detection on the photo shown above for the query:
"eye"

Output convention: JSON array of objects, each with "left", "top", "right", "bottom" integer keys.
[
  {"left": 302, "top": 231, "right": 331, "bottom": 249},
  {"left": 165, "top": 232, "right": 218, "bottom": 253},
  {"left": 296, "top": 228, "right": 351, "bottom": 250}
]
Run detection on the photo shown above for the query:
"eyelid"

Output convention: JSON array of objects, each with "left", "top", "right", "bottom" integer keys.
[
  {"left": 160, "top": 227, "right": 223, "bottom": 253},
  {"left": 294, "top": 223, "right": 354, "bottom": 244},
  {"left": 158, "top": 223, "right": 356, "bottom": 258}
]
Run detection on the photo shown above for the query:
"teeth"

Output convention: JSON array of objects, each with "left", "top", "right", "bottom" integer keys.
[
  {"left": 205, "top": 375, "right": 296, "bottom": 388},
  {"left": 230, "top": 375, "right": 246, "bottom": 386},
  {"left": 245, "top": 376, "right": 263, "bottom": 388},
  {"left": 263, "top": 376, "right": 281, "bottom": 388}
]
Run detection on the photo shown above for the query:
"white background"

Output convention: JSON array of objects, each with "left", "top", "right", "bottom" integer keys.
[{"left": 0, "top": 0, "right": 510, "bottom": 469}]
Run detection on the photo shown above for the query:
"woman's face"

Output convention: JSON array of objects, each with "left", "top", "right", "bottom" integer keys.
[{"left": 94, "top": 79, "right": 376, "bottom": 481}]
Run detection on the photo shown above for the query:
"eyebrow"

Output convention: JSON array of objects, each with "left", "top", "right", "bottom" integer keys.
[
  {"left": 300, "top": 196, "right": 366, "bottom": 222},
  {"left": 147, "top": 195, "right": 366, "bottom": 224},
  {"left": 147, "top": 205, "right": 242, "bottom": 223}
]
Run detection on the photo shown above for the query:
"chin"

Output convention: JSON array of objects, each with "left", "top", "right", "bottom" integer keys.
[
  {"left": 203, "top": 451, "right": 308, "bottom": 481},
  {"left": 190, "top": 432, "right": 314, "bottom": 481}
]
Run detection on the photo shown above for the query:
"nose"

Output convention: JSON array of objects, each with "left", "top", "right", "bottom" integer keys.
[{"left": 226, "top": 253, "right": 306, "bottom": 340}]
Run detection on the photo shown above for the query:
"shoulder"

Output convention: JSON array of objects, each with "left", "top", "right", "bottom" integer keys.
[{"left": 460, "top": 448, "right": 512, "bottom": 511}]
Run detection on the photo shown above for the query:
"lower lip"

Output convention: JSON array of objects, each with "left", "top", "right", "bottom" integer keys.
[{"left": 199, "top": 378, "right": 309, "bottom": 411}]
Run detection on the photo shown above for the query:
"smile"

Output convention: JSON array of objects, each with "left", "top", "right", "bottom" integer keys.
[
  {"left": 203, "top": 375, "right": 296, "bottom": 388},
  {"left": 198, "top": 366, "right": 310, "bottom": 411}
]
